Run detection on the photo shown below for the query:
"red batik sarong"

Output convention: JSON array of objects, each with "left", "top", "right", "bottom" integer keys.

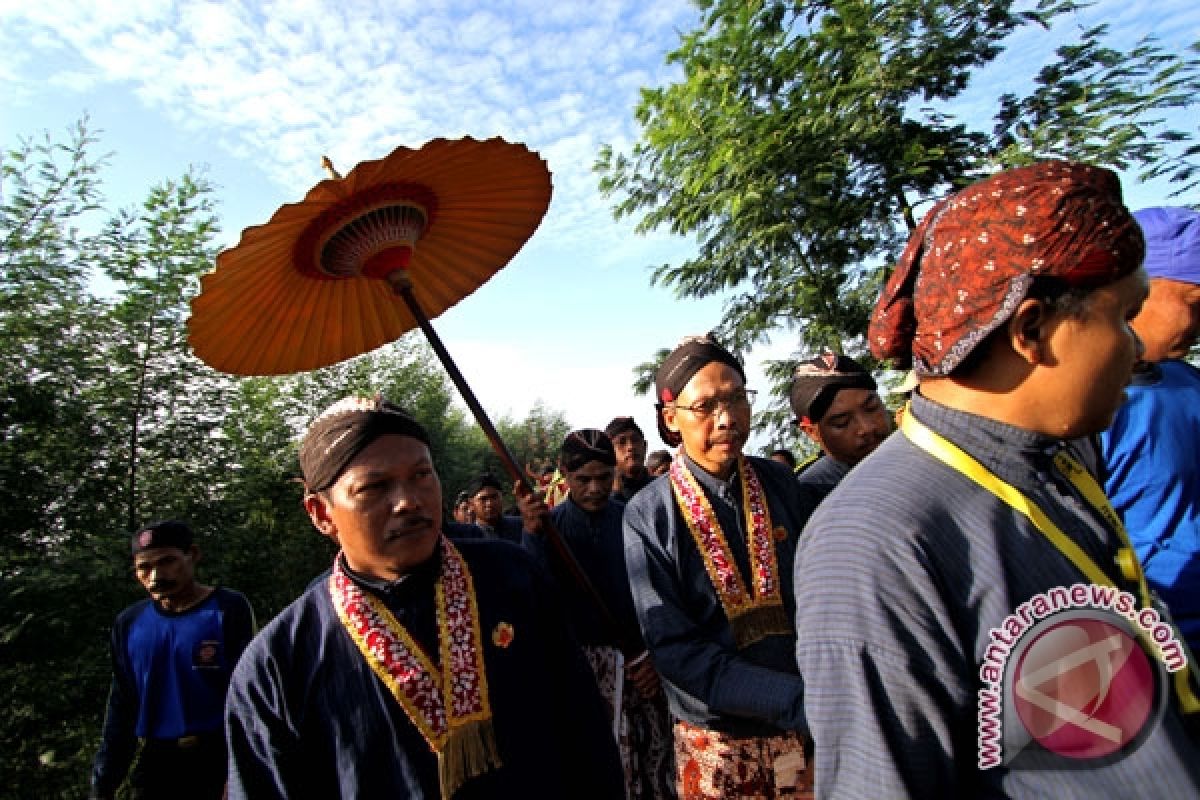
[{"left": 673, "top": 720, "right": 813, "bottom": 800}]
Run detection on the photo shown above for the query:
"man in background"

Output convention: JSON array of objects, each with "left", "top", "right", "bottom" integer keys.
[
  {"left": 789, "top": 351, "right": 891, "bottom": 503},
  {"left": 607, "top": 416, "right": 654, "bottom": 503},
  {"left": 465, "top": 473, "right": 525, "bottom": 543},
  {"left": 522, "top": 429, "right": 676, "bottom": 799},
  {"left": 1102, "top": 206, "right": 1200, "bottom": 655},
  {"left": 91, "top": 520, "right": 254, "bottom": 800}
]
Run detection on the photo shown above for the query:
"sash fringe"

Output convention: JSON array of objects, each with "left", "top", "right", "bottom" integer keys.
[
  {"left": 439, "top": 718, "right": 502, "bottom": 799},
  {"left": 731, "top": 604, "right": 790, "bottom": 650}
]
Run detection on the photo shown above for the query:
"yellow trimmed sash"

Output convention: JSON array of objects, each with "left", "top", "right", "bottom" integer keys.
[
  {"left": 330, "top": 536, "right": 502, "bottom": 797},
  {"left": 669, "top": 453, "right": 789, "bottom": 648}
]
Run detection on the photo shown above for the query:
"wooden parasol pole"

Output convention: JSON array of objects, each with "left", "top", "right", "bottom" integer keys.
[{"left": 388, "top": 273, "right": 643, "bottom": 659}]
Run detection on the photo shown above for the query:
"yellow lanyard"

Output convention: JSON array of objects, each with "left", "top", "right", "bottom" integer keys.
[{"left": 900, "top": 409, "right": 1200, "bottom": 714}]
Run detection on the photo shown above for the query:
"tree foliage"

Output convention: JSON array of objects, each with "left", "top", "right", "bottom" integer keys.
[
  {"left": 598, "top": 0, "right": 1200, "bottom": 439},
  {"left": 0, "top": 121, "right": 568, "bottom": 798}
]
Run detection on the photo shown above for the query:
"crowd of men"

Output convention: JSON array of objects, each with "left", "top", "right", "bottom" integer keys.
[{"left": 91, "top": 162, "right": 1200, "bottom": 799}]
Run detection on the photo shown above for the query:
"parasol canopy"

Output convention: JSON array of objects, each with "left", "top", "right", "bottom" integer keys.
[{"left": 188, "top": 136, "right": 552, "bottom": 375}]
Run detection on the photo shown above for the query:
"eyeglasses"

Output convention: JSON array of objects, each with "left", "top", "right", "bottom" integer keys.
[{"left": 670, "top": 388, "right": 757, "bottom": 418}]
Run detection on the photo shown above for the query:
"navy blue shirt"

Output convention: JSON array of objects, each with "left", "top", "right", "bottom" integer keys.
[
  {"left": 524, "top": 497, "right": 643, "bottom": 650},
  {"left": 794, "top": 453, "right": 851, "bottom": 508},
  {"left": 456, "top": 514, "right": 525, "bottom": 545},
  {"left": 225, "top": 538, "right": 623, "bottom": 799},
  {"left": 612, "top": 469, "right": 654, "bottom": 504},
  {"left": 623, "top": 455, "right": 813, "bottom": 736}
]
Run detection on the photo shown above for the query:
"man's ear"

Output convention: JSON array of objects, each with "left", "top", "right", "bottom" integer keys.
[
  {"left": 303, "top": 491, "right": 338, "bottom": 543},
  {"left": 797, "top": 418, "right": 823, "bottom": 449},
  {"left": 187, "top": 544, "right": 202, "bottom": 566},
  {"left": 1007, "top": 297, "right": 1054, "bottom": 366},
  {"left": 662, "top": 405, "right": 681, "bottom": 435}
]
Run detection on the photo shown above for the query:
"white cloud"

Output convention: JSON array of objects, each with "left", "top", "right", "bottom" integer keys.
[
  {"left": 8, "top": 0, "right": 1193, "bottom": 441},
  {"left": 2, "top": 0, "right": 703, "bottom": 267}
]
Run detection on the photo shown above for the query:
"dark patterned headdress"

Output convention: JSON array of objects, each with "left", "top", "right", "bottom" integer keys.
[
  {"left": 559, "top": 429, "right": 617, "bottom": 473},
  {"left": 869, "top": 160, "right": 1143, "bottom": 376},
  {"left": 131, "top": 520, "right": 194, "bottom": 555},
  {"left": 654, "top": 333, "right": 745, "bottom": 446},
  {"left": 299, "top": 394, "right": 431, "bottom": 492},
  {"left": 789, "top": 351, "right": 877, "bottom": 423}
]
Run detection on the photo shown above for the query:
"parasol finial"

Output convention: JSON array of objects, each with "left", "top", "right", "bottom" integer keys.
[{"left": 320, "top": 155, "right": 342, "bottom": 180}]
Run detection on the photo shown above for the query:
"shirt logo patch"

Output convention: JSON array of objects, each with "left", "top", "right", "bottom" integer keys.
[
  {"left": 193, "top": 639, "right": 221, "bottom": 669},
  {"left": 492, "top": 622, "right": 514, "bottom": 649}
]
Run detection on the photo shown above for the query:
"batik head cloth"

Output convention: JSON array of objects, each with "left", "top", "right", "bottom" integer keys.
[
  {"left": 654, "top": 333, "right": 746, "bottom": 446},
  {"left": 869, "top": 160, "right": 1144, "bottom": 376},
  {"left": 299, "top": 394, "right": 431, "bottom": 492},
  {"left": 559, "top": 429, "right": 616, "bottom": 473},
  {"left": 789, "top": 350, "right": 877, "bottom": 423},
  {"left": 604, "top": 416, "right": 644, "bottom": 441}
]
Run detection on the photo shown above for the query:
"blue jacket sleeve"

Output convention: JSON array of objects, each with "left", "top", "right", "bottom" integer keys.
[
  {"left": 90, "top": 620, "right": 140, "bottom": 799},
  {"left": 218, "top": 588, "right": 256, "bottom": 668},
  {"left": 225, "top": 644, "right": 303, "bottom": 800}
]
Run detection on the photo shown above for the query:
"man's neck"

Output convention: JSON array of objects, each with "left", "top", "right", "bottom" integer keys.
[
  {"left": 918, "top": 376, "right": 1048, "bottom": 434},
  {"left": 157, "top": 583, "right": 213, "bottom": 613},
  {"left": 568, "top": 496, "right": 610, "bottom": 516},
  {"left": 684, "top": 450, "right": 738, "bottom": 482}
]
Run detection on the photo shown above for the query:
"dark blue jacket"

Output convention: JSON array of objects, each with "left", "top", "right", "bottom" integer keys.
[{"left": 226, "top": 538, "right": 623, "bottom": 799}]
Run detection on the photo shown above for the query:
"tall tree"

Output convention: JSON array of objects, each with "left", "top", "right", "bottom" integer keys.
[
  {"left": 0, "top": 120, "right": 129, "bottom": 798},
  {"left": 93, "top": 171, "right": 234, "bottom": 530},
  {"left": 0, "top": 120, "right": 577, "bottom": 797},
  {"left": 598, "top": 0, "right": 1200, "bottom": 436},
  {"left": 0, "top": 120, "right": 111, "bottom": 565}
]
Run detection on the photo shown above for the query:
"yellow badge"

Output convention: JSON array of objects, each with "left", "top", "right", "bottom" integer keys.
[
  {"left": 492, "top": 621, "right": 514, "bottom": 649},
  {"left": 773, "top": 526, "right": 788, "bottom": 542}
]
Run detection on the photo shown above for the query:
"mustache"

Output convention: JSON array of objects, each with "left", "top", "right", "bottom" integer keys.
[
  {"left": 148, "top": 581, "right": 177, "bottom": 593},
  {"left": 389, "top": 515, "right": 435, "bottom": 535}
]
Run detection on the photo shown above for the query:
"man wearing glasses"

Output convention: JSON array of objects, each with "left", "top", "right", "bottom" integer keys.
[{"left": 623, "top": 334, "right": 815, "bottom": 799}]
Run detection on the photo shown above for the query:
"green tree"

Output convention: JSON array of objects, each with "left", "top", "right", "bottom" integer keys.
[
  {"left": 93, "top": 171, "right": 235, "bottom": 530},
  {"left": 0, "top": 119, "right": 577, "bottom": 798},
  {"left": 0, "top": 121, "right": 128, "bottom": 797},
  {"left": 630, "top": 347, "right": 672, "bottom": 397},
  {"left": 206, "top": 376, "right": 335, "bottom": 616},
  {"left": 598, "top": 0, "right": 1200, "bottom": 437},
  {"left": 0, "top": 120, "right": 112, "bottom": 568}
]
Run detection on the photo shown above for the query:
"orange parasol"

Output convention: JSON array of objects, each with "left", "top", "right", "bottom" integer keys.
[
  {"left": 188, "top": 137, "right": 642, "bottom": 658},
  {"left": 189, "top": 136, "right": 552, "bottom": 375}
]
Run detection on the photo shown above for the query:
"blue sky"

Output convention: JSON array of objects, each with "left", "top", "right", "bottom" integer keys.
[{"left": 3, "top": 0, "right": 1197, "bottom": 454}]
